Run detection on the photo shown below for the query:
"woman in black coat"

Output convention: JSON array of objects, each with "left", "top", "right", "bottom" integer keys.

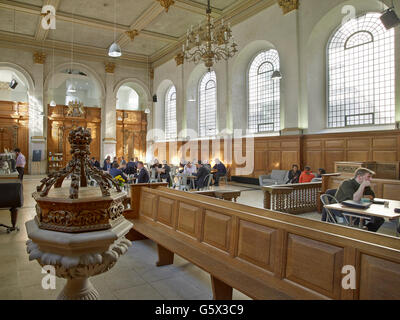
[{"left": 287, "top": 164, "right": 301, "bottom": 184}]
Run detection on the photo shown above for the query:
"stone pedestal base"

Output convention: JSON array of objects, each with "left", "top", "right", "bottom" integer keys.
[{"left": 57, "top": 278, "right": 100, "bottom": 300}]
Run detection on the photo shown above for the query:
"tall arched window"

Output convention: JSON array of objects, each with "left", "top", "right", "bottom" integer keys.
[
  {"left": 248, "top": 49, "right": 281, "bottom": 133},
  {"left": 327, "top": 13, "right": 395, "bottom": 128},
  {"left": 199, "top": 71, "right": 217, "bottom": 137},
  {"left": 165, "top": 85, "right": 177, "bottom": 139}
]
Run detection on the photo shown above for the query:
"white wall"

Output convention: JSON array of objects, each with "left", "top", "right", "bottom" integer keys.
[{"left": 152, "top": 0, "right": 399, "bottom": 140}]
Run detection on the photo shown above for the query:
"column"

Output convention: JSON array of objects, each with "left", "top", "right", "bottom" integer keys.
[
  {"left": 175, "top": 54, "right": 185, "bottom": 139},
  {"left": 30, "top": 52, "right": 47, "bottom": 174},
  {"left": 103, "top": 62, "right": 117, "bottom": 160},
  {"left": 277, "top": 0, "right": 303, "bottom": 136}
]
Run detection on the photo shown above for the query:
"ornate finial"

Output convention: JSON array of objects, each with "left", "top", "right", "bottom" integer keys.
[
  {"left": 33, "top": 52, "right": 47, "bottom": 64},
  {"left": 36, "top": 127, "right": 121, "bottom": 199},
  {"left": 125, "top": 29, "right": 139, "bottom": 41},
  {"left": 278, "top": 0, "right": 299, "bottom": 14},
  {"left": 157, "top": 0, "right": 175, "bottom": 12},
  {"left": 175, "top": 53, "right": 184, "bottom": 66},
  {"left": 105, "top": 62, "right": 116, "bottom": 73}
]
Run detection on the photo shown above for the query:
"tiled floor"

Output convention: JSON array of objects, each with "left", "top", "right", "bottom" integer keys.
[
  {"left": 0, "top": 176, "right": 397, "bottom": 300},
  {"left": 0, "top": 176, "right": 253, "bottom": 300}
]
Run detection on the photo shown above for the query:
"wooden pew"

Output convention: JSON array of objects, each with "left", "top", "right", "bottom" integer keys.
[
  {"left": 318, "top": 173, "right": 400, "bottom": 213},
  {"left": 125, "top": 183, "right": 400, "bottom": 300}
]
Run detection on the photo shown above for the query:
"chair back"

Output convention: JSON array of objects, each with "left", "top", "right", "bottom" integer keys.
[
  {"left": 203, "top": 173, "right": 213, "bottom": 190},
  {"left": 150, "top": 168, "right": 157, "bottom": 179},
  {"left": 320, "top": 191, "right": 350, "bottom": 225}
]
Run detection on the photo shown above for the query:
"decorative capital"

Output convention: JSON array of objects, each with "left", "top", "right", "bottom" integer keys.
[
  {"left": 157, "top": 0, "right": 175, "bottom": 12},
  {"left": 175, "top": 53, "right": 184, "bottom": 66},
  {"left": 278, "top": 0, "right": 299, "bottom": 14},
  {"left": 125, "top": 29, "right": 139, "bottom": 41},
  {"left": 105, "top": 62, "right": 116, "bottom": 73},
  {"left": 33, "top": 52, "right": 46, "bottom": 64}
]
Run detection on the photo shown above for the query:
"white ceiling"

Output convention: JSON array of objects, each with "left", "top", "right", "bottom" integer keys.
[{"left": 0, "top": 0, "right": 272, "bottom": 65}]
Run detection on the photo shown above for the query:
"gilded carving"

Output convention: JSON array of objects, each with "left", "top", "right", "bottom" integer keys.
[
  {"left": 66, "top": 101, "right": 85, "bottom": 117},
  {"left": 157, "top": 0, "right": 175, "bottom": 12},
  {"left": 175, "top": 53, "right": 184, "bottom": 66},
  {"left": 125, "top": 29, "right": 139, "bottom": 41},
  {"left": 33, "top": 52, "right": 47, "bottom": 64},
  {"left": 278, "top": 0, "right": 299, "bottom": 14},
  {"left": 105, "top": 62, "right": 116, "bottom": 73}
]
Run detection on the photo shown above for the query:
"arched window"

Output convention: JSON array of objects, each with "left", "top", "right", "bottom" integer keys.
[
  {"left": 248, "top": 49, "right": 280, "bottom": 133},
  {"left": 327, "top": 13, "right": 395, "bottom": 127},
  {"left": 165, "top": 85, "right": 177, "bottom": 139},
  {"left": 199, "top": 71, "right": 217, "bottom": 137}
]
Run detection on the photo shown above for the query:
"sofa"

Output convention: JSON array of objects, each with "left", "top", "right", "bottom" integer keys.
[{"left": 259, "top": 170, "right": 290, "bottom": 187}]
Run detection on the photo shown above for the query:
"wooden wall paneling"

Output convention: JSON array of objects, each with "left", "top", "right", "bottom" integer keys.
[
  {"left": 47, "top": 105, "right": 101, "bottom": 169},
  {"left": 0, "top": 101, "right": 29, "bottom": 172}
]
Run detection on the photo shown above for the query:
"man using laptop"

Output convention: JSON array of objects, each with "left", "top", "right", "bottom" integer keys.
[{"left": 335, "top": 168, "right": 384, "bottom": 232}]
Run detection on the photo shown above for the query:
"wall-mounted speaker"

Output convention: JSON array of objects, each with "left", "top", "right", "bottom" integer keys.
[
  {"left": 380, "top": 8, "right": 400, "bottom": 30},
  {"left": 152, "top": 94, "right": 158, "bottom": 102},
  {"left": 9, "top": 79, "right": 18, "bottom": 89}
]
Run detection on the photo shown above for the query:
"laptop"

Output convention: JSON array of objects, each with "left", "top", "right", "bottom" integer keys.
[{"left": 342, "top": 200, "right": 372, "bottom": 209}]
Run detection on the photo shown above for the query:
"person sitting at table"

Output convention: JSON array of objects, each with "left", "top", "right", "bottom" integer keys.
[
  {"left": 184, "top": 161, "right": 197, "bottom": 176},
  {"left": 179, "top": 159, "right": 187, "bottom": 173},
  {"left": 334, "top": 168, "right": 384, "bottom": 232},
  {"left": 203, "top": 160, "right": 212, "bottom": 171},
  {"left": 135, "top": 161, "right": 150, "bottom": 183},
  {"left": 120, "top": 156, "right": 127, "bottom": 166},
  {"left": 125, "top": 158, "right": 137, "bottom": 175},
  {"left": 159, "top": 160, "right": 171, "bottom": 183},
  {"left": 317, "top": 168, "right": 326, "bottom": 178},
  {"left": 212, "top": 158, "right": 226, "bottom": 186},
  {"left": 194, "top": 160, "right": 210, "bottom": 190},
  {"left": 299, "top": 166, "right": 315, "bottom": 183},
  {"left": 103, "top": 155, "right": 111, "bottom": 169},
  {"left": 109, "top": 163, "right": 128, "bottom": 181},
  {"left": 103, "top": 158, "right": 112, "bottom": 172},
  {"left": 286, "top": 164, "right": 301, "bottom": 184}
]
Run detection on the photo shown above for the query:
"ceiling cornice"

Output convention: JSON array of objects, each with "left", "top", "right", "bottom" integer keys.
[
  {"left": 150, "top": 0, "right": 277, "bottom": 67},
  {"left": 174, "top": 0, "right": 222, "bottom": 17},
  {"left": 116, "top": 2, "right": 165, "bottom": 48},
  {"left": 34, "top": 0, "right": 60, "bottom": 41},
  {"left": 0, "top": 31, "right": 149, "bottom": 68}
]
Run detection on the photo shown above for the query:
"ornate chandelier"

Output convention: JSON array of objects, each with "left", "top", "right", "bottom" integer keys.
[{"left": 182, "top": 0, "right": 238, "bottom": 70}]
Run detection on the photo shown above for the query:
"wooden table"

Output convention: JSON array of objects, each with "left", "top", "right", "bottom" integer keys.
[{"left": 325, "top": 198, "right": 400, "bottom": 236}]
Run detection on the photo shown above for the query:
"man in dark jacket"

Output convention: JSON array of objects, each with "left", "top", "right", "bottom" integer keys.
[
  {"left": 103, "top": 155, "right": 111, "bottom": 169},
  {"left": 194, "top": 160, "right": 210, "bottom": 190},
  {"left": 135, "top": 161, "right": 149, "bottom": 183},
  {"left": 103, "top": 158, "right": 111, "bottom": 172},
  {"left": 109, "top": 163, "right": 128, "bottom": 180},
  {"left": 125, "top": 158, "right": 137, "bottom": 175},
  {"left": 212, "top": 158, "right": 227, "bottom": 186}
]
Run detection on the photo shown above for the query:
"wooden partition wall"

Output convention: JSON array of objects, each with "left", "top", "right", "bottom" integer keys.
[
  {"left": 152, "top": 130, "right": 400, "bottom": 178},
  {"left": 47, "top": 104, "right": 101, "bottom": 168},
  {"left": 126, "top": 185, "right": 400, "bottom": 300},
  {"left": 0, "top": 100, "right": 29, "bottom": 171},
  {"left": 116, "top": 110, "right": 147, "bottom": 162}
]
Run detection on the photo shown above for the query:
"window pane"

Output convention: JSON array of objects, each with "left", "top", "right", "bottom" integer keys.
[
  {"left": 199, "top": 71, "right": 217, "bottom": 137},
  {"left": 248, "top": 50, "right": 280, "bottom": 133},
  {"left": 327, "top": 13, "right": 395, "bottom": 128},
  {"left": 165, "top": 85, "right": 177, "bottom": 139}
]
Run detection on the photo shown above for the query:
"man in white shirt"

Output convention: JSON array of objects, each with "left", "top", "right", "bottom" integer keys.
[
  {"left": 14, "top": 148, "right": 26, "bottom": 181},
  {"left": 183, "top": 162, "right": 197, "bottom": 175}
]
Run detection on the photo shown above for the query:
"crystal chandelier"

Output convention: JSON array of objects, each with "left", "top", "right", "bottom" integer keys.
[{"left": 182, "top": 0, "right": 238, "bottom": 70}]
